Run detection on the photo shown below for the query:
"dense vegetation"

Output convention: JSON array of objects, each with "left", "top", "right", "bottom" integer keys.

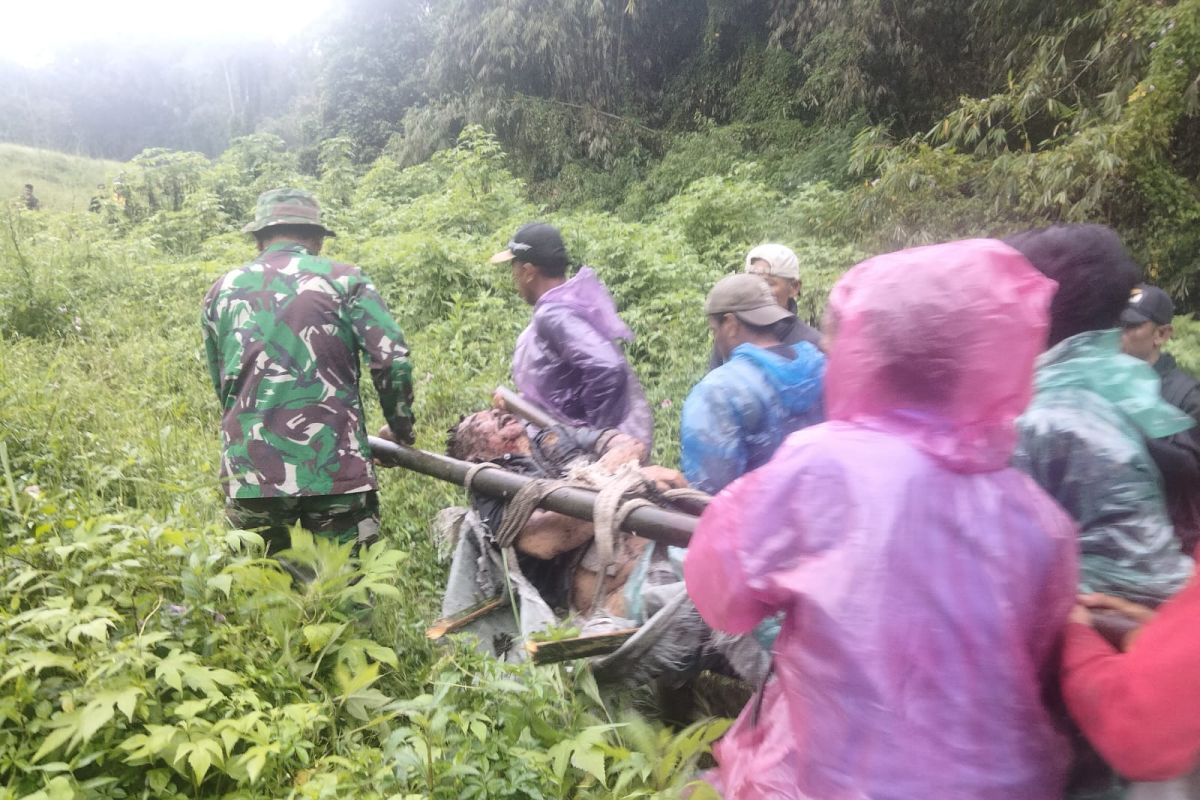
[
  {"left": 4, "top": 121, "right": 1197, "bottom": 797},
  {"left": 4, "top": 0, "right": 1200, "bottom": 301},
  {"left": 3, "top": 0, "right": 1200, "bottom": 796},
  {"left": 0, "top": 124, "right": 865, "bottom": 797}
]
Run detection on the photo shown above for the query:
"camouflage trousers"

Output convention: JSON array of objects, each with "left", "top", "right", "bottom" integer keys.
[{"left": 225, "top": 491, "right": 381, "bottom": 556}]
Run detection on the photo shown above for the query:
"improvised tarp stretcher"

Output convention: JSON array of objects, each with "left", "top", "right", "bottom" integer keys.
[
  {"left": 369, "top": 414, "right": 768, "bottom": 687},
  {"left": 368, "top": 435, "right": 703, "bottom": 665}
]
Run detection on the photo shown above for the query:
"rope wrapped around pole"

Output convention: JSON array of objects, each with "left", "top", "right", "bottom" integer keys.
[{"left": 369, "top": 436, "right": 695, "bottom": 548}]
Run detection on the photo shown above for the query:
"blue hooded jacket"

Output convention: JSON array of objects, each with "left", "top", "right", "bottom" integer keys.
[{"left": 681, "top": 341, "right": 826, "bottom": 495}]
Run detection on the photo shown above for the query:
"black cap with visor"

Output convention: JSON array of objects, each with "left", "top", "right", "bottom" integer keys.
[
  {"left": 1121, "top": 284, "right": 1175, "bottom": 327},
  {"left": 489, "top": 223, "right": 569, "bottom": 271}
]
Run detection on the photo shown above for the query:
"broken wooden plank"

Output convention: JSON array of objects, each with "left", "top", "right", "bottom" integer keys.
[
  {"left": 426, "top": 596, "right": 505, "bottom": 640},
  {"left": 525, "top": 628, "right": 639, "bottom": 665}
]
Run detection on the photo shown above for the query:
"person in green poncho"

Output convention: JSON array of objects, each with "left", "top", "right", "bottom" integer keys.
[
  {"left": 1008, "top": 225, "right": 1194, "bottom": 608},
  {"left": 1008, "top": 225, "right": 1197, "bottom": 800}
]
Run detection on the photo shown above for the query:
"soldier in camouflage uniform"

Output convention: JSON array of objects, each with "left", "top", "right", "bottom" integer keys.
[{"left": 202, "top": 188, "right": 415, "bottom": 556}]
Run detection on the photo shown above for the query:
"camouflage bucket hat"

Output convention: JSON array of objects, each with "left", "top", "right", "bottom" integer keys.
[{"left": 241, "top": 187, "right": 336, "bottom": 237}]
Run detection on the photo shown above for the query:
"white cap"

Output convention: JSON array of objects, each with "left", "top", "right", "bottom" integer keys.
[{"left": 745, "top": 243, "right": 800, "bottom": 281}]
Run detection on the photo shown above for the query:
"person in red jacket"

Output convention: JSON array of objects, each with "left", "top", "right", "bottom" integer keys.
[{"left": 1063, "top": 566, "right": 1200, "bottom": 783}]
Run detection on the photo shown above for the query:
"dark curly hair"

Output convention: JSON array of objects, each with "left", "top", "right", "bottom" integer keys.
[
  {"left": 1004, "top": 224, "right": 1140, "bottom": 347},
  {"left": 445, "top": 414, "right": 475, "bottom": 461}
]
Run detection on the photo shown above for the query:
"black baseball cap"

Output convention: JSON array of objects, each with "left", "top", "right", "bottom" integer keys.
[
  {"left": 1121, "top": 284, "right": 1175, "bottom": 326},
  {"left": 489, "top": 223, "right": 569, "bottom": 270}
]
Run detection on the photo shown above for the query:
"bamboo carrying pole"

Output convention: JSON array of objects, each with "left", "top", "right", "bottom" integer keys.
[
  {"left": 493, "top": 386, "right": 561, "bottom": 430},
  {"left": 368, "top": 436, "right": 695, "bottom": 548}
]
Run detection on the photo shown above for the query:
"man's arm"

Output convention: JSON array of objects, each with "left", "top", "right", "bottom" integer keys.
[
  {"left": 1063, "top": 573, "right": 1200, "bottom": 781},
  {"left": 348, "top": 275, "right": 415, "bottom": 444},
  {"left": 200, "top": 304, "right": 223, "bottom": 401}
]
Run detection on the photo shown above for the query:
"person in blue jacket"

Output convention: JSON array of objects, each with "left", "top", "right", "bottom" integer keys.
[{"left": 681, "top": 273, "right": 826, "bottom": 495}]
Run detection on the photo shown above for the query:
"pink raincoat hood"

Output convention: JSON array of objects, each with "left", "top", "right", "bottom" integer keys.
[{"left": 825, "top": 239, "right": 1056, "bottom": 472}]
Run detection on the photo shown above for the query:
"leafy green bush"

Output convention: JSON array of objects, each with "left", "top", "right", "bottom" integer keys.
[
  {"left": 617, "top": 122, "right": 860, "bottom": 221},
  {"left": 1168, "top": 316, "right": 1200, "bottom": 374},
  {"left": 4, "top": 129, "right": 795, "bottom": 798},
  {"left": 658, "top": 174, "right": 778, "bottom": 264},
  {"left": 1, "top": 513, "right": 405, "bottom": 798},
  {"left": 847, "top": 0, "right": 1200, "bottom": 304}
]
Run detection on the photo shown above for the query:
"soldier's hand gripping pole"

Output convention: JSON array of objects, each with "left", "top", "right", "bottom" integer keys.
[{"left": 369, "top": 436, "right": 694, "bottom": 548}]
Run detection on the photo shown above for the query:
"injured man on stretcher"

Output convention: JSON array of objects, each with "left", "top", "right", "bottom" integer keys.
[{"left": 430, "top": 409, "right": 770, "bottom": 688}]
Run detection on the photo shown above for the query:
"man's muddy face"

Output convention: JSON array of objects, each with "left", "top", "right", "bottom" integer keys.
[{"left": 458, "top": 409, "right": 532, "bottom": 461}]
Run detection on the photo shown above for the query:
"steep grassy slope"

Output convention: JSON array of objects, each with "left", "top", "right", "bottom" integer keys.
[{"left": 0, "top": 143, "right": 122, "bottom": 212}]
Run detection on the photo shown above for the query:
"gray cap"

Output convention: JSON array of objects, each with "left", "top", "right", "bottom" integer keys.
[{"left": 705, "top": 274, "right": 792, "bottom": 326}]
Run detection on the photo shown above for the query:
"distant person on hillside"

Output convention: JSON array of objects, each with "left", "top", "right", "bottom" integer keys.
[
  {"left": 709, "top": 243, "right": 821, "bottom": 370},
  {"left": 202, "top": 188, "right": 415, "bottom": 559},
  {"left": 1121, "top": 283, "right": 1200, "bottom": 548},
  {"left": 112, "top": 177, "right": 127, "bottom": 210},
  {"left": 1007, "top": 225, "right": 1194, "bottom": 608},
  {"left": 88, "top": 184, "right": 105, "bottom": 213},
  {"left": 682, "top": 273, "right": 825, "bottom": 495},
  {"left": 21, "top": 184, "right": 39, "bottom": 211},
  {"left": 490, "top": 223, "right": 654, "bottom": 449}
]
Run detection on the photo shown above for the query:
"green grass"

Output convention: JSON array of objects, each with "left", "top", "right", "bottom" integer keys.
[
  {"left": 0, "top": 127, "right": 856, "bottom": 797},
  {"left": 7, "top": 123, "right": 1194, "bottom": 798},
  {"left": 0, "top": 142, "right": 123, "bottom": 213}
]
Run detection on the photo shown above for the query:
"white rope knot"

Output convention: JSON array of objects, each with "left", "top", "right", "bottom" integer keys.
[{"left": 586, "top": 465, "right": 656, "bottom": 614}]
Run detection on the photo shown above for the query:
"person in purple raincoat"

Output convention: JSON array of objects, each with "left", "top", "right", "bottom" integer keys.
[
  {"left": 490, "top": 223, "right": 654, "bottom": 449},
  {"left": 684, "top": 239, "right": 1079, "bottom": 799}
]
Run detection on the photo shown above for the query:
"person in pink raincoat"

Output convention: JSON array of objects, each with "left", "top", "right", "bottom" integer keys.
[{"left": 684, "top": 239, "right": 1079, "bottom": 799}]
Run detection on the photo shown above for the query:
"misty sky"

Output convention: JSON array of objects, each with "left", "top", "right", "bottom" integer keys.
[{"left": 3, "top": 0, "right": 333, "bottom": 66}]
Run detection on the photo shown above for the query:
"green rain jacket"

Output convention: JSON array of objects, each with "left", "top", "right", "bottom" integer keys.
[{"left": 1013, "top": 330, "right": 1195, "bottom": 606}]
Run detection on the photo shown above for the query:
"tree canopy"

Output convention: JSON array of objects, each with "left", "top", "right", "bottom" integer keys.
[{"left": 2, "top": 0, "right": 1197, "bottom": 300}]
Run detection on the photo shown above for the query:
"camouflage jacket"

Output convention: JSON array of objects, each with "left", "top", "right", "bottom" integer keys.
[{"left": 202, "top": 242, "right": 414, "bottom": 499}]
